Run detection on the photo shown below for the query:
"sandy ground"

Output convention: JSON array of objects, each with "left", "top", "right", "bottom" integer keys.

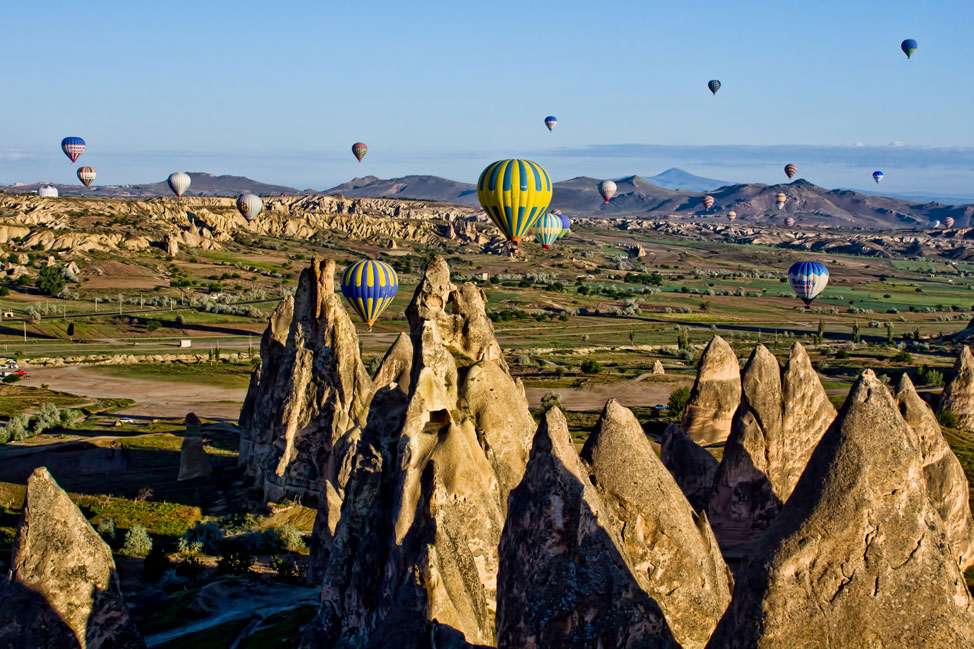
[
  {"left": 524, "top": 377, "right": 692, "bottom": 411},
  {"left": 23, "top": 366, "right": 246, "bottom": 421}
]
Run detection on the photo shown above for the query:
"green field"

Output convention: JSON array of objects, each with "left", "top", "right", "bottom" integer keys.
[{"left": 87, "top": 362, "right": 255, "bottom": 389}]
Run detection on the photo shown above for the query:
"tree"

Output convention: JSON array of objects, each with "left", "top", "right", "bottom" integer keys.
[
  {"left": 580, "top": 359, "right": 602, "bottom": 374},
  {"left": 37, "top": 266, "right": 65, "bottom": 297},
  {"left": 886, "top": 322, "right": 894, "bottom": 345},
  {"left": 540, "top": 391, "right": 562, "bottom": 412},
  {"left": 852, "top": 320, "right": 860, "bottom": 344},
  {"left": 66, "top": 322, "right": 75, "bottom": 337},
  {"left": 815, "top": 320, "right": 825, "bottom": 345},
  {"left": 667, "top": 387, "right": 691, "bottom": 419}
]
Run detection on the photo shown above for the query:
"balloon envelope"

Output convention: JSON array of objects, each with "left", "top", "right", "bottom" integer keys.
[
  {"left": 167, "top": 172, "right": 191, "bottom": 197},
  {"left": 77, "top": 167, "right": 96, "bottom": 186},
  {"left": 944, "top": 217, "right": 955, "bottom": 228},
  {"left": 701, "top": 195, "right": 715, "bottom": 210},
  {"left": 557, "top": 212, "right": 571, "bottom": 238},
  {"left": 784, "top": 216, "right": 796, "bottom": 227},
  {"left": 727, "top": 211, "right": 737, "bottom": 221},
  {"left": 598, "top": 180, "right": 617, "bottom": 203},
  {"left": 477, "top": 159, "right": 553, "bottom": 244},
  {"left": 873, "top": 171, "right": 884, "bottom": 184},
  {"left": 533, "top": 212, "right": 562, "bottom": 250},
  {"left": 341, "top": 259, "right": 398, "bottom": 328},
  {"left": 352, "top": 142, "right": 368, "bottom": 162},
  {"left": 544, "top": 116, "right": 557, "bottom": 131},
  {"left": 788, "top": 261, "right": 829, "bottom": 305},
  {"left": 236, "top": 193, "right": 263, "bottom": 221},
  {"left": 38, "top": 186, "right": 58, "bottom": 198},
  {"left": 61, "top": 137, "right": 85, "bottom": 163},
  {"left": 775, "top": 192, "right": 787, "bottom": 210},
  {"left": 784, "top": 164, "right": 797, "bottom": 179},
  {"left": 933, "top": 219, "right": 941, "bottom": 228},
  {"left": 708, "top": 80, "right": 721, "bottom": 95},
  {"left": 901, "top": 39, "right": 917, "bottom": 58}
]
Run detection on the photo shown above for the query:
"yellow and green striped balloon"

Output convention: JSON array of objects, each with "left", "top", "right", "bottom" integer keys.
[
  {"left": 533, "top": 212, "right": 562, "bottom": 250},
  {"left": 477, "top": 159, "right": 553, "bottom": 245},
  {"left": 340, "top": 259, "right": 398, "bottom": 329}
]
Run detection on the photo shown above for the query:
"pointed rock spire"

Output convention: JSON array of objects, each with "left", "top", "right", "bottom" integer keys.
[
  {"left": 939, "top": 345, "right": 974, "bottom": 429},
  {"left": 896, "top": 373, "right": 974, "bottom": 570},
  {"left": 0, "top": 468, "right": 146, "bottom": 649},
  {"left": 372, "top": 331, "right": 413, "bottom": 393},
  {"left": 707, "top": 370, "right": 974, "bottom": 648},
  {"left": 681, "top": 336, "right": 741, "bottom": 446}
]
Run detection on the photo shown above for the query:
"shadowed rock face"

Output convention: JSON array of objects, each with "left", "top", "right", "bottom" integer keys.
[
  {"left": 896, "top": 373, "right": 974, "bottom": 570},
  {"left": 0, "top": 467, "right": 146, "bottom": 649},
  {"left": 940, "top": 345, "right": 974, "bottom": 430},
  {"left": 238, "top": 257, "right": 373, "bottom": 510},
  {"left": 582, "top": 401, "right": 731, "bottom": 649},
  {"left": 660, "top": 422, "right": 719, "bottom": 513},
  {"left": 681, "top": 336, "right": 741, "bottom": 446},
  {"left": 708, "top": 343, "right": 835, "bottom": 554},
  {"left": 372, "top": 331, "right": 412, "bottom": 394},
  {"left": 177, "top": 436, "right": 212, "bottom": 481},
  {"left": 302, "top": 256, "right": 533, "bottom": 648},
  {"left": 707, "top": 370, "right": 974, "bottom": 649},
  {"left": 497, "top": 407, "right": 680, "bottom": 649}
]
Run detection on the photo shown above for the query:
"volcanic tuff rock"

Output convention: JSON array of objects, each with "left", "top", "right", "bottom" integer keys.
[
  {"left": 372, "top": 331, "right": 413, "bottom": 394},
  {"left": 660, "top": 423, "right": 719, "bottom": 513},
  {"left": 184, "top": 412, "right": 202, "bottom": 437},
  {"left": 896, "top": 373, "right": 974, "bottom": 569},
  {"left": 652, "top": 359, "right": 665, "bottom": 374},
  {"left": 302, "top": 256, "right": 534, "bottom": 648},
  {"left": 496, "top": 407, "right": 680, "bottom": 649},
  {"left": 581, "top": 400, "right": 731, "bottom": 649},
  {"left": 239, "top": 257, "right": 373, "bottom": 514},
  {"left": 177, "top": 436, "right": 213, "bottom": 481},
  {"left": 707, "top": 370, "right": 974, "bottom": 648},
  {"left": 708, "top": 343, "right": 835, "bottom": 554},
  {"left": 0, "top": 468, "right": 146, "bottom": 649},
  {"left": 939, "top": 345, "right": 974, "bottom": 430},
  {"left": 681, "top": 336, "right": 741, "bottom": 446}
]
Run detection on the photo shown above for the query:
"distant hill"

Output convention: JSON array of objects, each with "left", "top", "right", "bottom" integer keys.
[
  {"left": 327, "top": 175, "right": 478, "bottom": 204},
  {"left": 1, "top": 173, "right": 304, "bottom": 198},
  {"left": 644, "top": 168, "right": 730, "bottom": 192}
]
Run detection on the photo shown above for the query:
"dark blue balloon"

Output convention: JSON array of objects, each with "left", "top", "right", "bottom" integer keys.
[{"left": 901, "top": 39, "right": 917, "bottom": 58}]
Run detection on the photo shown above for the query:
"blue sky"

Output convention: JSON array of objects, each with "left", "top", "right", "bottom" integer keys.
[{"left": 3, "top": 0, "right": 974, "bottom": 197}]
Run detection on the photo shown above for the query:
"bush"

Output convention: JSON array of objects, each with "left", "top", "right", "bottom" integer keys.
[
  {"left": 834, "top": 349, "right": 850, "bottom": 360},
  {"left": 271, "top": 554, "right": 301, "bottom": 580},
  {"left": 97, "top": 517, "right": 116, "bottom": 543},
  {"left": 236, "top": 529, "right": 284, "bottom": 554},
  {"left": 918, "top": 365, "right": 945, "bottom": 387},
  {"left": 181, "top": 521, "right": 224, "bottom": 554},
  {"left": 146, "top": 320, "right": 162, "bottom": 332},
  {"left": 580, "top": 359, "right": 602, "bottom": 374},
  {"left": 278, "top": 523, "right": 306, "bottom": 553},
  {"left": 937, "top": 410, "right": 961, "bottom": 429},
  {"left": 37, "top": 266, "right": 65, "bottom": 297},
  {"left": 890, "top": 350, "right": 913, "bottom": 364},
  {"left": 122, "top": 525, "right": 153, "bottom": 557},
  {"left": 218, "top": 549, "right": 254, "bottom": 575},
  {"left": 667, "top": 387, "right": 691, "bottom": 419},
  {"left": 540, "top": 391, "right": 562, "bottom": 412}
]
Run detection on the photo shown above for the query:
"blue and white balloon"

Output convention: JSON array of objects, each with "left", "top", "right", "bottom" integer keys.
[{"left": 788, "top": 261, "right": 829, "bottom": 306}]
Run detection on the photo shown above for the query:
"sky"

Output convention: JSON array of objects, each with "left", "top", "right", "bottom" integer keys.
[{"left": 3, "top": 0, "right": 974, "bottom": 198}]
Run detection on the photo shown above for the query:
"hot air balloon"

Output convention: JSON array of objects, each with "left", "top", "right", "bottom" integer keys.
[
  {"left": 932, "top": 219, "right": 942, "bottom": 229},
  {"left": 167, "top": 172, "right": 191, "bottom": 198},
  {"left": 708, "top": 80, "right": 721, "bottom": 95},
  {"left": 784, "top": 164, "right": 797, "bottom": 179},
  {"left": 775, "top": 192, "right": 787, "bottom": 210},
  {"left": 598, "top": 180, "right": 617, "bottom": 203},
  {"left": 77, "top": 167, "right": 96, "bottom": 187},
  {"left": 236, "top": 193, "right": 263, "bottom": 221},
  {"left": 38, "top": 186, "right": 58, "bottom": 198},
  {"left": 784, "top": 216, "right": 796, "bottom": 227},
  {"left": 788, "top": 261, "right": 829, "bottom": 306},
  {"left": 533, "top": 212, "right": 562, "bottom": 250},
  {"left": 727, "top": 210, "right": 737, "bottom": 221},
  {"left": 477, "top": 159, "right": 553, "bottom": 245},
  {"left": 61, "top": 137, "right": 85, "bottom": 163},
  {"left": 873, "top": 171, "right": 884, "bottom": 184},
  {"left": 352, "top": 142, "right": 368, "bottom": 162},
  {"left": 544, "top": 116, "right": 557, "bottom": 131},
  {"left": 701, "top": 195, "right": 715, "bottom": 210},
  {"left": 901, "top": 39, "right": 917, "bottom": 59},
  {"left": 557, "top": 211, "right": 571, "bottom": 239},
  {"left": 341, "top": 259, "right": 398, "bottom": 329},
  {"left": 944, "top": 216, "right": 955, "bottom": 229}
]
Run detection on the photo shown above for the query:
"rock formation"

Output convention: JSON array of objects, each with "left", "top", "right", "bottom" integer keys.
[
  {"left": 708, "top": 343, "right": 835, "bottom": 554},
  {"left": 0, "top": 467, "right": 146, "bottom": 649},
  {"left": 652, "top": 359, "right": 665, "bottom": 374},
  {"left": 238, "top": 257, "right": 373, "bottom": 508},
  {"left": 496, "top": 407, "right": 680, "bottom": 649},
  {"left": 302, "top": 256, "right": 534, "bottom": 648},
  {"left": 660, "top": 423, "right": 719, "bottom": 513},
  {"left": 372, "top": 331, "right": 412, "bottom": 394},
  {"left": 184, "top": 411, "right": 201, "bottom": 436},
  {"left": 707, "top": 370, "right": 974, "bottom": 648},
  {"left": 580, "top": 401, "right": 732, "bottom": 649},
  {"left": 177, "top": 436, "right": 212, "bottom": 481},
  {"left": 939, "top": 345, "right": 974, "bottom": 429},
  {"left": 681, "top": 336, "right": 741, "bottom": 446},
  {"left": 896, "top": 373, "right": 974, "bottom": 569}
]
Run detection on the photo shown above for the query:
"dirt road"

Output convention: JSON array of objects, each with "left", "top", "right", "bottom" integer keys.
[{"left": 23, "top": 366, "right": 246, "bottom": 421}]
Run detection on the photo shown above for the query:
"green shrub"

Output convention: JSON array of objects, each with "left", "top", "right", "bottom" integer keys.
[
  {"left": 580, "top": 359, "right": 602, "bottom": 374},
  {"left": 218, "top": 549, "right": 254, "bottom": 575},
  {"left": 938, "top": 410, "right": 961, "bottom": 429},
  {"left": 540, "top": 391, "right": 562, "bottom": 412},
  {"left": 37, "top": 266, "right": 65, "bottom": 297},
  {"left": 918, "top": 365, "right": 945, "bottom": 387},
  {"left": 145, "top": 320, "right": 162, "bottom": 332},
  {"left": 834, "top": 349, "right": 849, "bottom": 360},
  {"left": 271, "top": 554, "right": 300, "bottom": 580},
  {"left": 122, "top": 525, "right": 153, "bottom": 557},
  {"left": 278, "top": 524, "right": 306, "bottom": 553},
  {"left": 182, "top": 521, "right": 224, "bottom": 554},
  {"left": 667, "top": 387, "right": 691, "bottom": 419},
  {"left": 890, "top": 350, "right": 913, "bottom": 364},
  {"left": 97, "top": 517, "right": 116, "bottom": 543}
]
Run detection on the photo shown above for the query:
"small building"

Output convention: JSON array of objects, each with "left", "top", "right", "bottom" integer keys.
[{"left": 179, "top": 339, "right": 192, "bottom": 348}]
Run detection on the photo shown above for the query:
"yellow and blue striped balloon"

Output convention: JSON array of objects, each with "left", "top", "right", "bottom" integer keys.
[
  {"left": 533, "top": 212, "right": 562, "bottom": 250},
  {"left": 340, "top": 259, "right": 398, "bottom": 328},
  {"left": 477, "top": 159, "right": 553, "bottom": 245}
]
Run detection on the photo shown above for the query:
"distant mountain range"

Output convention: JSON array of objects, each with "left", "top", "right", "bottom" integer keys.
[
  {"left": 1, "top": 173, "right": 304, "bottom": 198},
  {"left": 5, "top": 169, "right": 974, "bottom": 230}
]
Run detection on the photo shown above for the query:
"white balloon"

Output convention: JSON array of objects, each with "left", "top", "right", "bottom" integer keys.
[
  {"left": 236, "top": 193, "right": 263, "bottom": 221},
  {"left": 167, "top": 172, "right": 191, "bottom": 197},
  {"left": 37, "top": 186, "right": 58, "bottom": 198}
]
